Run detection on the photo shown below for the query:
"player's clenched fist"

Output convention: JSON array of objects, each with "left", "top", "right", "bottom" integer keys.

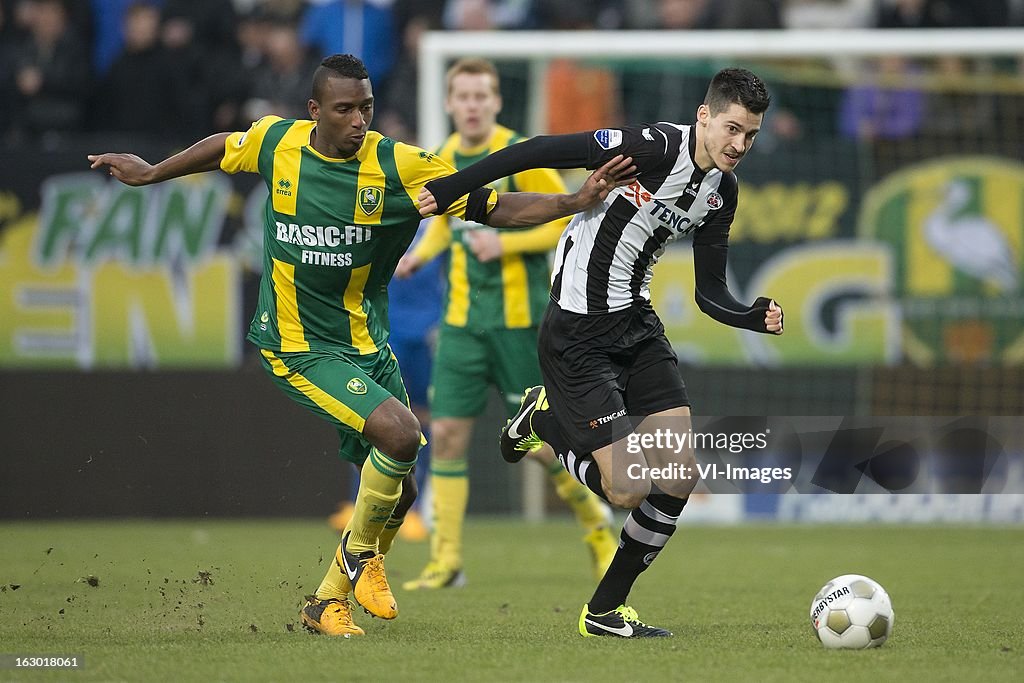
[{"left": 765, "top": 299, "right": 783, "bottom": 334}]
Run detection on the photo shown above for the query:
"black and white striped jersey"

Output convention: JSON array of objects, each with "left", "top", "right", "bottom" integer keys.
[
  {"left": 422, "top": 121, "right": 773, "bottom": 332},
  {"left": 550, "top": 123, "right": 737, "bottom": 315}
]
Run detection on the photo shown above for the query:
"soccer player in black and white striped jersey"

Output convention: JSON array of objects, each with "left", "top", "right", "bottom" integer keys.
[{"left": 419, "top": 68, "right": 784, "bottom": 638}]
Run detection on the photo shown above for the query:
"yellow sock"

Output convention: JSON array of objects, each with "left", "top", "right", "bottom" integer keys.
[
  {"left": 315, "top": 545, "right": 353, "bottom": 601},
  {"left": 549, "top": 462, "right": 608, "bottom": 531},
  {"left": 377, "top": 515, "right": 404, "bottom": 556},
  {"left": 344, "top": 448, "right": 413, "bottom": 555},
  {"left": 430, "top": 459, "right": 469, "bottom": 569}
]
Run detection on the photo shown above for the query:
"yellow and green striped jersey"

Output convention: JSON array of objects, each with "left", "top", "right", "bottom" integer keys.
[
  {"left": 412, "top": 125, "right": 569, "bottom": 330},
  {"left": 221, "top": 116, "right": 494, "bottom": 355}
]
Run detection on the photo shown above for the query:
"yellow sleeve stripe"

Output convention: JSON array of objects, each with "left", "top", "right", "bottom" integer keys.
[
  {"left": 221, "top": 115, "right": 283, "bottom": 174},
  {"left": 343, "top": 263, "right": 379, "bottom": 355},
  {"left": 260, "top": 349, "right": 366, "bottom": 431},
  {"left": 392, "top": 141, "right": 496, "bottom": 220},
  {"left": 501, "top": 253, "right": 531, "bottom": 328},
  {"left": 499, "top": 219, "right": 567, "bottom": 255},
  {"left": 490, "top": 125, "right": 517, "bottom": 153},
  {"left": 435, "top": 133, "right": 461, "bottom": 163},
  {"left": 500, "top": 159, "right": 569, "bottom": 254},
  {"left": 445, "top": 242, "right": 470, "bottom": 327},
  {"left": 271, "top": 121, "right": 313, "bottom": 216},
  {"left": 271, "top": 257, "right": 309, "bottom": 352}
]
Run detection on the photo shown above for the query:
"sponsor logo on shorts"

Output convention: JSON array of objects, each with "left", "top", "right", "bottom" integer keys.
[
  {"left": 347, "top": 378, "right": 367, "bottom": 395},
  {"left": 588, "top": 408, "right": 627, "bottom": 429}
]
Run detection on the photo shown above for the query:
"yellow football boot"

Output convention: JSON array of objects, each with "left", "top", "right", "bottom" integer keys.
[
  {"left": 300, "top": 597, "right": 364, "bottom": 637},
  {"left": 340, "top": 532, "right": 398, "bottom": 619},
  {"left": 401, "top": 560, "right": 467, "bottom": 591}
]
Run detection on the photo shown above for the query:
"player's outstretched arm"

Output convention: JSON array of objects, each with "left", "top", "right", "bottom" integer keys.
[
  {"left": 482, "top": 155, "right": 635, "bottom": 228},
  {"left": 87, "top": 132, "right": 231, "bottom": 186},
  {"left": 420, "top": 132, "right": 596, "bottom": 215}
]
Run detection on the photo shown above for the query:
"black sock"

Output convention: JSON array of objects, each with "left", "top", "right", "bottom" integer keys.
[
  {"left": 589, "top": 493, "right": 687, "bottom": 614},
  {"left": 533, "top": 408, "right": 609, "bottom": 503},
  {"left": 531, "top": 405, "right": 562, "bottom": 449},
  {"left": 573, "top": 454, "right": 609, "bottom": 503}
]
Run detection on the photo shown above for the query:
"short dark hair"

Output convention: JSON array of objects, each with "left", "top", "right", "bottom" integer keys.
[
  {"left": 312, "top": 54, "right": 370, "bottom": 100},
  {"left": 704, "top": 68, "right": 770, "bottom": 116}
]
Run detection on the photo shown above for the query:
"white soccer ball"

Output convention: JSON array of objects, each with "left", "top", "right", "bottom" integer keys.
[{"left": 809, "top": 574, "right": 894, "bottom": 649}]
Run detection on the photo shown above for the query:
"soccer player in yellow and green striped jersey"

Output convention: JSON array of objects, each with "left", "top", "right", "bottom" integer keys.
[
  {"left": 88, "top": 54, "right": 633, "bottom": 638},
  {"left": 397, "top": 58, "right": 616, "bottom": 592}
]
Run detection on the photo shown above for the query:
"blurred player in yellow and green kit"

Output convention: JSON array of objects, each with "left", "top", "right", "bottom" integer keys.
[{"left": 399, "top": 58, "right": 616, "bottom": 590}]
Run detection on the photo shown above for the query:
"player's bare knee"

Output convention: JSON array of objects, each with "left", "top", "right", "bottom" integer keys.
[
  {"left": 606, "top": 489, "right": 646, "bottom": 510},
  {"left": 604, "top": 478, "right": 650, "bottom": 509},
  {"left": 430, "top": 420, "right": 460, "bottom": 458},
  {"left": 390, "top": 417, "right": 422, "bottom": 462},
  {"left": 367, "top": 401, "right": 422, "bottom": 462}
]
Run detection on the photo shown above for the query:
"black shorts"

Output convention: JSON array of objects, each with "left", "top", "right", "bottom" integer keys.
[{"left": 538, "top": 301, "right": 689, "bottom": 455}]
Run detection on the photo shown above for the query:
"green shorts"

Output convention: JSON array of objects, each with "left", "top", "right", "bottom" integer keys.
[
  {"left": 430, "top": 324, "right": 543, "bottom": 418},
  {"left": 260, "top": 346, "right": 415, "bottom": 465}
]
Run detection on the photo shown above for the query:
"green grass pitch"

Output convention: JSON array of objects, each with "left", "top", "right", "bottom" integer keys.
[{"left": 1, "top": 519, "right": 1021, "bottom": 682}]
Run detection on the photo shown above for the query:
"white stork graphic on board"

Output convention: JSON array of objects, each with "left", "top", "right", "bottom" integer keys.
[{"left": 923, "top": 179, "right": 1018, "bottom": 292}]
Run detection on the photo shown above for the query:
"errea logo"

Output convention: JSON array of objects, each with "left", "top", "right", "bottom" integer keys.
[{"left": 276, "top": 178, "right": 293, "bottom": 197}]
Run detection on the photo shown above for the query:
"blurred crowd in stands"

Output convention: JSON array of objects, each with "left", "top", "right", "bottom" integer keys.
[{"left": 0, "top": 0, "right": 1021, "bottom": 148}]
